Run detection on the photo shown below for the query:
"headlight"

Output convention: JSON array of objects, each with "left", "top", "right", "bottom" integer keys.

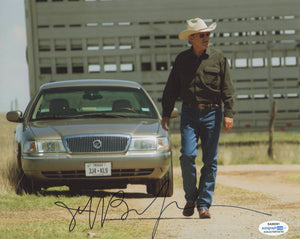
[
  {"left": 23, "top": 140, "right": 66, "bottom": 153},
  {"left": 157, "top": 137, "right": 170, "bottom": 152},
  {"left": 128, "top": 137, "right": 169, "bottom": 152}
]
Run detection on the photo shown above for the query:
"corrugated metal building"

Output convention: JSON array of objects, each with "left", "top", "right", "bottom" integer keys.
[{"left": 25, "top": 0, "right": 300, "bottom": 131}]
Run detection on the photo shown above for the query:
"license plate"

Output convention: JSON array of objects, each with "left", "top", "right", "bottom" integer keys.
[{"left": 85, "top": 162, "right": 112, "bottom": 177}]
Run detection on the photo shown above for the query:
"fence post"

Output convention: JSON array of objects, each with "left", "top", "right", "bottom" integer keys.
[{"left": 268, "top": 100, "right": 277, "bottom": 159}]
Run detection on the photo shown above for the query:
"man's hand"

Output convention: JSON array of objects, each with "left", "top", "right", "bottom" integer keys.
[
  {"left": 161, "top": 117, "right": 170, "bottom": 131},
  {"left": 223, "top": 117, "right": 233, "bottom": 133}
]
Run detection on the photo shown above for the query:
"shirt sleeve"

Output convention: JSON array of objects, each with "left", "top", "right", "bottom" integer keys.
[
  {"left": 162, "top": 66, "right": 180, "bottom": 118},
  {"left": 221, "top": 57, "right": 235, "bottom": 118}
]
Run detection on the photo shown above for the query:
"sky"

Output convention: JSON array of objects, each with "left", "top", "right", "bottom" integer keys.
[{"left": 0, "top": 1, "right": 30, "bottom": 113}]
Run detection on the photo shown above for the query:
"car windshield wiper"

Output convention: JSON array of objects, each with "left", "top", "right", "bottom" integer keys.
[
  {"left": 71, "top": 113, "right": 128, "bottom": 118},
  {"left": 33, "top": 115, "right": 72, "bottom": 121},
  {"left": 33, "top": 113, "right": 129, "bottom": 121}
]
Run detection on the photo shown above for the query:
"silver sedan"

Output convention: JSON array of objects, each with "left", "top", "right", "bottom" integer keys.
[{"left": 7, "top": 79, "right": 174, "bottom": 196}]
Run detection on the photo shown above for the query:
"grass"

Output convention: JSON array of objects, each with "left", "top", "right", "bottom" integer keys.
[
  {"left": 218, "top": 143, "right": 300, "bottom": 165},
  {"left": 0, "top": 186, "right": 155, "bottom": 239},
  {"left": 0, "top": 216, "right": 154, "bottom": 239},
  {"left": 170, "top": 131, "right": 300, "bottom": 166},
  {"left": 170, "top": 131, "right": 300, "bottom": 145},
  {"left": 287, "top": 173, "right": 300, "bottom": 184},
  {"left": 214, "top": 184, "right": 274, "bottom": 207},
  {"left": 219, "top": 131, "right": 300, "bottom": 144},
  {"left": 0, "top": 115, "right": 19, "bottom": 194}
]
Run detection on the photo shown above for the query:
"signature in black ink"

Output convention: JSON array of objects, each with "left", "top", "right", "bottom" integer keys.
[
  {"left": 55, "top": 179, "right": 272, "bottom": 239},
  {"left": 55, "top": 179, "right": 179, "bottom": 239}
]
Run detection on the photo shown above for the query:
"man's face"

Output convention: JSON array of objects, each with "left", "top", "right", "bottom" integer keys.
[{"left": 189, "top": 32, "right": 211, "bottom": 51}]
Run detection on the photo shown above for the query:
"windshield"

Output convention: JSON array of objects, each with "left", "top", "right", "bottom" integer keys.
[{"left": 30, "top": 86, "right": 158, "bottom": 121}]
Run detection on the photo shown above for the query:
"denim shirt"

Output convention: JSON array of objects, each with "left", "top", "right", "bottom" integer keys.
[{"left": 162, "top": 47, "right": 234, "bottom": 118}]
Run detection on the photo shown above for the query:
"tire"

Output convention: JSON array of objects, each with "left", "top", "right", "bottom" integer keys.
[
  {"left": 68, "top": 185, "right": 89, "bottom": 194},
  {"left": 147, "top": 165, "right": 173, "bottom": 197},
  {"left": 15, "top": 170, "right": 41, "bottom": 195},
  {"left": 15, "top": 145, "right": 40, "bottom": 195}
]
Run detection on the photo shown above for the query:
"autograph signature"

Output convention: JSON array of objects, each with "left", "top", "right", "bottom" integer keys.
[
  {"left": 55, "top": 179, "right": 271, "bottom": 239},
  {"left": 55, "top": 180, "right": 177, "bottom": 239}
]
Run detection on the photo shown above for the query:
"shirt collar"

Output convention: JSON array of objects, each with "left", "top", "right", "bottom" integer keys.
[
  {"left": 205, "top": 47, "right": 211, "bottom": 56},
  {"left": 189, "top": 47, "right": 210, "bottom": 59}
]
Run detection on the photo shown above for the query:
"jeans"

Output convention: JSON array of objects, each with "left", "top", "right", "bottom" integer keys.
[{"left": 180, "top": 103, "right": 222, "bottom": 210}]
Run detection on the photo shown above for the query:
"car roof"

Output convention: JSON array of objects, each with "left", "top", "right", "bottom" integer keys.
[{"left": 40, "top": 79, "right": 142, "bottom": 90}]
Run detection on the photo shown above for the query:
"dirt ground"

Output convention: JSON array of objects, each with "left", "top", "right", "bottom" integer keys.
[{"left": 112, "top": 164, "right": 300, "bottom": 239}]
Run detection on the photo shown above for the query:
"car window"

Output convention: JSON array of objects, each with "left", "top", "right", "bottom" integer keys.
[{"left": 30, "top": 86, "right": 158, "bottom": 120}]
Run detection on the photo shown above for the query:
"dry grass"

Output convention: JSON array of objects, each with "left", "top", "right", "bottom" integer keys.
[
  {"left": 218, "top": 143, "right": 300, "bottom": 165},
  {"left": 171, "top": 131, "right": 300, "bottom": 166},
  {"left": 0, "top": 114, "right": 20, "bottom": 194}
]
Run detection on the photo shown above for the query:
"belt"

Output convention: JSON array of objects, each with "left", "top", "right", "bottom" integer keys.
[{"left": 189, "top": 103, "right": 220, "bottom": 109}]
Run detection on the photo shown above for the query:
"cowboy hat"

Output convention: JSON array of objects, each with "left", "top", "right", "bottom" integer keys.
[{"left": 178, "top": 18, "right": 217, "bottom": 40}]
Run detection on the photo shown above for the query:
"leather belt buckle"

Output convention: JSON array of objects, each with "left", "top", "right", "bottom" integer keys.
[{"left": 197, "top": 104, "right": 219, "bottom": 109}]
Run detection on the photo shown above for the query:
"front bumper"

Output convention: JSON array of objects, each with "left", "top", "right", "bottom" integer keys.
[{"left": 22, "top": 151, "right": 171, "bottom": 187}]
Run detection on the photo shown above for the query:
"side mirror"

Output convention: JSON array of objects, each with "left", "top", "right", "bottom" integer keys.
[
  {"left": 6, "top": 111, "right": 24, "bottom": 123},
  {"left": 170, "top": 108, "right": 179, "bottom": 119}
]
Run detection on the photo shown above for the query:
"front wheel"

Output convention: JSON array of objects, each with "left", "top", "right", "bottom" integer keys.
[
  {"left": 14, "top": 146, "right": 41, "bottom": 195},
  {"left": 14, "top": 170, "right": 41, "bottom": 195},
  {"left": 147, "top": 166, "right": 173, "bottom": 197}
]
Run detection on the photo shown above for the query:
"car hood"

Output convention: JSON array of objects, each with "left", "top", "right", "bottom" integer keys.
[{"left": 27, "top": 118, "right": 163, "bottom": 139}]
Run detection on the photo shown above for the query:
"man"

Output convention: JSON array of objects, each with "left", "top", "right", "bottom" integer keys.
[{"left": 161, "top": 18, "right": 234, "bottom": 219}]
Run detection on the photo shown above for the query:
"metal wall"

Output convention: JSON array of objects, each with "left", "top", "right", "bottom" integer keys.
[{"left": 25, "top": 0, "right": 300, "bottom": 131}]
